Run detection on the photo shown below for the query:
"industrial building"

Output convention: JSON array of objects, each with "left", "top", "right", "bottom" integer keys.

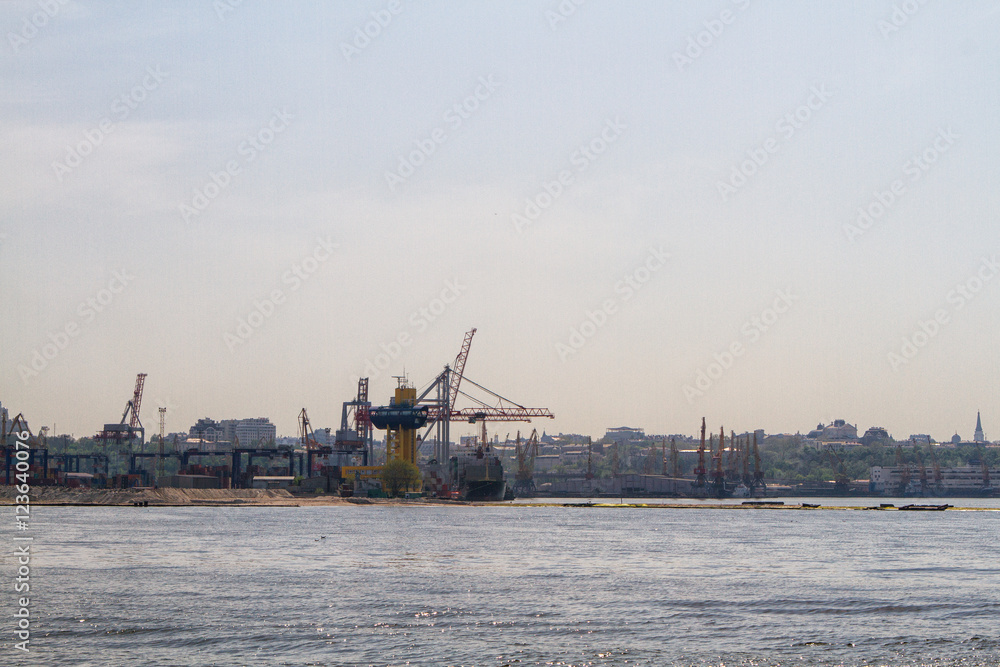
[
  {"left": 870, "top": 465, "right": 997, "bottom": 496},
  {"left": 188, "top": 417, "right": 276, "bottom": 445},
  {"left": 604, "top": 427, "right": 645, "bottom": 443}
]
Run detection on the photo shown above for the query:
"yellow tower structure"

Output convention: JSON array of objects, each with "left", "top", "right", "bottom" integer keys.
[
  {"left": 387, "top": 384, "right": 418, "bottom": 465},
  {"left": 370, "top": 378, "right": 427, "bottom": 467}
]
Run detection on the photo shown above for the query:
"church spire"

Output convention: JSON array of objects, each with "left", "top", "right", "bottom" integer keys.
[{"left": 974, "top": 411, "right": 985, "bottom": 443}]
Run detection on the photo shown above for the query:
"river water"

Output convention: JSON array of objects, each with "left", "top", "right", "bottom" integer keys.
[{"left": 3, "top": 502, "right": 1000, "bottom": 666}]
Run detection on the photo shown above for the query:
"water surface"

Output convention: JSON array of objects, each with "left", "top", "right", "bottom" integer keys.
[{"left": 3, "top": 504, "right": 999, "bottom": 666}]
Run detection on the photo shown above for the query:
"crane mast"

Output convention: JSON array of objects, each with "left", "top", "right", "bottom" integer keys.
[
  {"left": 95, "top": 373, "right": 148, "bottom": 479},
  {"left": 156, "top": 407, "right": 166, "bottom": 484},
  {"left": 750, "top": 432, "right": 765, "bottom": 495},
  {"left": 129, "top": 373, "right": 146, "bottom": 430},
  {"left": 670, "top": 437, "right": 680, "bottom": 477},
  {"left": 513, "top": 429, "right": 539, "bottom": 497},
  {"left": 365, "top": 328, "right": 554, "bottom": 500},
  {"left": 448, "top": 328, "right": 476, "bottom": 413},
  {"left": 694, "top": 417, "right": 707, "bottom": 490},
  {"left": 299, "top": 408, "right": 321, "bottom": 450},
  {"left": 711, "top": 426, "right": 726, "bottom": 497},
  {"left": 410, "top": 328, "right": 553, "bottom": 462},
  {"left": 745, "top": 435, "right": 752, "bottom": 484}
]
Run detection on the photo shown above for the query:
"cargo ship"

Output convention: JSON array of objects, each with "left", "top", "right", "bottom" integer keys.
[
  {"left": 451, "top": 447, "right": 506, "bottom": 501},
  {"left": 422, "top": 444, "right": 507, "bottom": 501}
]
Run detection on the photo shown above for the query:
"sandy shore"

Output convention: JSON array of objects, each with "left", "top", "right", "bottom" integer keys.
[
  {"left": 0, "top": 486, "right": 490, "bottom": 507},
  {"left": 0, "top": 486, "right": 348, "bottom": 506}
]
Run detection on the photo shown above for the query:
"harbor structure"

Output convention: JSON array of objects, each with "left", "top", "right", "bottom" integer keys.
[{"left": 870, "top": 465, "right": 997, "bottom": 496}]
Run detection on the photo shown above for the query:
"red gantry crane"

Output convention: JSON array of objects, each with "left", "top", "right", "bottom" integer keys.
[
  {"left": 392, "top": 328, "right": 554, "bottom": 463},
  {"left": 96, "top": 373, "right": 147, "bottom": 453}
]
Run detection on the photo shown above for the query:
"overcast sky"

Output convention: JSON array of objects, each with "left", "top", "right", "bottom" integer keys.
[{"left": 3, "top": 1, "right": 998, "bottom": 443}]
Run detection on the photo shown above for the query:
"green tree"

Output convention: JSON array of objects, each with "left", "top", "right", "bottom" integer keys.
[{"left": 380, "top": 459, "right": 421, "bottom": 497}]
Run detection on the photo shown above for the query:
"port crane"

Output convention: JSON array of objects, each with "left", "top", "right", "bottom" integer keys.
[
  {"left": 711, "top": 426, "right": 727, "bottom": 498},
  {"left": 3, "top": 412, "right": 35, "bottom": 446},
  {"left": 512, "top": 429, "right": 539, "bottom": 497},
  {"left": 1, "top": 413, "right": 49, "bottom": 485},
  {"left": 340, "top": 378, "right": 372, "bottom": 449},
  {"left": 95, "top": 373, "right": 147, "bottom": 451},
  {"left": 369, "top": 328, "right": 554, "bottom": 466},
  {"left": 750, "top": 432, "right": 766, "bottom": 495},
  {"left": 298, "top": 408, "right": 322, "bottom": 450},
  {"left": 156, "top": 407, "right": 167, "bottom": 483},
  {"left": 643, "top": 441, "right": 659, "bottom": 474},
  {"left": 693, "top": 418, "right": 707, "bottom": 490},
  {"left": 726, "top": 430, "right": 738, "bottom": 482},
  {"left": 740, "top": 435, "right": 750, "bottom": 487}
]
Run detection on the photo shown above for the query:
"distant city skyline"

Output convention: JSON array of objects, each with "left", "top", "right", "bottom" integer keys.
[
  {"left": 9, "top": 396, "right": 992, "bottom": 449},
  {"left": 3, "top": 2, "right": 998, "bottom": 444}
]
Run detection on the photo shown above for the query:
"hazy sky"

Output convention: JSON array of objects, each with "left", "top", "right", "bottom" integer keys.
[{"left": 3, "top": 1, "right": 998, "bottom": 444}]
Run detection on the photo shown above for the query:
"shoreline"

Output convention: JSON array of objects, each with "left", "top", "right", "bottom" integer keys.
[{"left": 1, "top": 487, "right": 997, "bottom": 510}]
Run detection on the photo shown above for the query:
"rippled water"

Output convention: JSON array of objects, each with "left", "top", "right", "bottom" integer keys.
[{"left": 3, "top": 504, "right": 1000, "bottom": 666}]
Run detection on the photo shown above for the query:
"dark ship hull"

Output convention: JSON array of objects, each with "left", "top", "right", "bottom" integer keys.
[
  {"left": 456, "top": 456, "right": 506, "bottom": 501},
  {"left": 463, "top": 477, "right": 507, "bottom": 501},
  {"left": 423, "top": 452, "right": 508, "bottom": 501}
]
